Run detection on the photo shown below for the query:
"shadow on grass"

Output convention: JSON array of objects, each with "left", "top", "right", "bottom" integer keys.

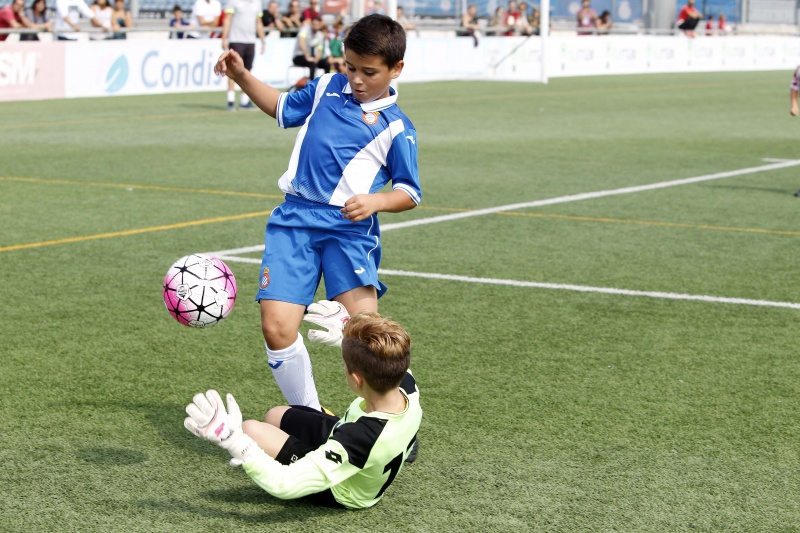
[
  {"left": 75, "top": 447, "right": 148, "bottom": 465},
  {"left": 139, "top": 486, "right": 343, "bottom": 524},
  {"left": 704, "top": 184, "right": 794, "bottom": 195}
]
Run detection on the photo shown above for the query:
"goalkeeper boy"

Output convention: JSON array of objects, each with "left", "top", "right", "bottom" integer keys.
[{"left": 184, "top": 310, "right": 421, "bottom": 509}]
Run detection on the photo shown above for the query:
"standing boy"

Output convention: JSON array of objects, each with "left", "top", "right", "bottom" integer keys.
[
  {"left": 221, "top": 0, "right": 266, "bottom": 110},
  {"left": 790, "top": 66, "right": 800, "bottom": 197},
  {"left": 213, "top": 15, "right": 421, "bottom": 417},
  {"left": 184, "top": 311, "right": 422, "bottom": 508}
]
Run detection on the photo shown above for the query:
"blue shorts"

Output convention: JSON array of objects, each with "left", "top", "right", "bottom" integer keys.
[{"left": 255, "top": 195, "right": 387, "bottom": 305}]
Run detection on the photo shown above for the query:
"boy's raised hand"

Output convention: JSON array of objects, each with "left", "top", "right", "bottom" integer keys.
[
  {"left": 303, "top": 300, "right": 350, "bottom": 347},
  {"left": 214, "top": 49, "right": 246, "bottom": 80}
]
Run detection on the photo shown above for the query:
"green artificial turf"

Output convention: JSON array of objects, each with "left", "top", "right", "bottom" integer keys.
[{"left": 2, "top": 70, "right": 799, "bottom": 531}]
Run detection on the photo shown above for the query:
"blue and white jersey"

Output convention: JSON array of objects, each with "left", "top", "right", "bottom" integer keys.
[{"left": 275, "top": 73, "right": 421, "bottom": 207}]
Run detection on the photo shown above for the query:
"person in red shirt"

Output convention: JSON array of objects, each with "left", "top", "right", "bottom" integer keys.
[
  {"left": 301, "top": 0, "right": 320, "bottom": 22},
  {"left": 676, "top": 0, "right": 702, "bottom": 37},
  {"left": 0, "top": 0, "right": 50, "bottom": 41},
  {"left": 717, "top": 13, "right": 726, "bottom": 32},
  {"left": 576, "top": 0, "right": 597, "bottom": 35}
]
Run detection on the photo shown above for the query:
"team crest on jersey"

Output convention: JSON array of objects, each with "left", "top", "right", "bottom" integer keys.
[
  {"left": 260, "top": 267, "right": 270, "bottom": 289},
  {"left": 362, "top": 111, "right": 379, "bottom": 125}
]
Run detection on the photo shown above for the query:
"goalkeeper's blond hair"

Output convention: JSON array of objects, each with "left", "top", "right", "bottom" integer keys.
[{"left": 342, "top": 312, "right": 411, "bottom": 394}]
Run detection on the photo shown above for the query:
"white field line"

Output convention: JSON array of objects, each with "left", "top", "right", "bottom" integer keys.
[
  {"left": 208, "top": 160, "right": 800, "bottom": 310},
  {"left": 379, "top": 269, "right": 800, "bottom": 310}
]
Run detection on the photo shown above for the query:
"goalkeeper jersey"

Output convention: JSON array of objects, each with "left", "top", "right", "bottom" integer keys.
[
  {"left": 274, "top": 72, "right": 422, "bottom": 208},
  {"left": 242, "top": 372, "right": 422, "bottom": 509}
]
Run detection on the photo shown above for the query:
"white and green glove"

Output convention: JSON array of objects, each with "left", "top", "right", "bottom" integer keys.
[
  {"left": 184, "top": 390, "right": 259, "bottom": 465},
  {"left": 303, "top": 300, "right": 350, "bottom": 347}
]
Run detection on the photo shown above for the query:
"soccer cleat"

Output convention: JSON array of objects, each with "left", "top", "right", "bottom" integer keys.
[
  {"left": 239, "top": 102, "right": 257, "bottom": 110},
  {"left": 227, "top": 102, "right": 236, "bottom": 111},
  {"left": 405, "top": 438, "right": 418, "bottom": 463}
]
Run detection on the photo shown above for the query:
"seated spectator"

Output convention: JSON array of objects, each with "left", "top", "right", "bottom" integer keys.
[
  {"left": 301, "top": 0, "right": 320, "bottom": 22},
  {"left": 169, "top": 4, "right": 190, "bottom": 38},
  {"left": 460, "top": 3, "right": 480, "bottom": 46},
  {"left": 704, "top": 14, "right": 713, "bottom": 35},
  {"left": 396, "top": 6, "right": 415, "bottom": 33},
  {"left": 596, "top": 10, "right": 612, "bottom": 34},
  {"left": 188, "top": 0, "right": 222, "bottom": 39},
  {"left": 516, "top": 1, "right": 534, "bottom": 35},
  {"left": 111, "top": 0, "right": 132, "bottom": 38},
  {"left": 292, "top": 16, "right": 329, "bottom": 80},
  {"left": 717, "top": 13, "right": 726, "bottom": 33},
  {"left": 576, "top": 0, "right": 597, "bottom": 35},
  {"left": 489, "top": 6, "right": 507, "bottom": 35},
  {"left": 20, "top": 0, "right": 50, "bottom": 41},
  {"left": 0, "top": 0, "right": 49, "bottom": 40},
  {"left": 504, "top": 0, "right": 519, "bottom": 35},
  {"left": 676, "top": 0, "right": 701, "bottom": 37},
  {"left": 326, "top": 19, "right": 345, "bottom": 73},
  {"left": 281, "top": 0, "right": 302, "bottom": 35},
  {"left": 528, "top": 7, "right": 540, "bottom": 35},
  {"left": 90, "top": 0, "right": 116, "bottom": 40},
  {"left": 261, "top": 0, "right": 284, "bottom": 33},
  {"left": 54, "top": 0, "right": 102, "bottom": 40}
]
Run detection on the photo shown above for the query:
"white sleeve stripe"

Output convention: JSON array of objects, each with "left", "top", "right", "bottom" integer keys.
[
  {"left": 393, "top": 183, "right": 421, "bottom": 205},
  {"left": 276, "top": 92, "right": 287, "bottom": 128}
]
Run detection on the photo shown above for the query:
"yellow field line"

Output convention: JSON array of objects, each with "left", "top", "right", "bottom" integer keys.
[
  {"left": 0, "top": 211, "right": 272, "bottom": 253},
  {"left": 0, "top": 176, "right": 283, "bottom": 199}
]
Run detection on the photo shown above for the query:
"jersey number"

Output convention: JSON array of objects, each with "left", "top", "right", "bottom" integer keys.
[{"left": 376, "top": 452, "right": 404, "bottom": 499}]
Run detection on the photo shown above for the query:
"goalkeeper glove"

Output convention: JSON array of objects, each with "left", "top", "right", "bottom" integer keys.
[
  {"left": 184, "top": 390, "right": 259, "bottom": 463},
  {"left": 303, "top": 300, "right": 350, "bottom": 347}
]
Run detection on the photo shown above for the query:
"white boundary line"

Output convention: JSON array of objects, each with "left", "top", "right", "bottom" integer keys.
[{"left": 208, "top": 160, "right": 800, "bottom": 310}]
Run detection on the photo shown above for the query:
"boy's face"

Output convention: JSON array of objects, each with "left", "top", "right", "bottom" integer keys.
[{"left": 344, "top": 50, "right": 403, "bottom": 103}]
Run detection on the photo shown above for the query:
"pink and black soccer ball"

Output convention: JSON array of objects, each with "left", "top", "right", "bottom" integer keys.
[{"left": 162, "top": 254, "right": 237, "bottom": 327}]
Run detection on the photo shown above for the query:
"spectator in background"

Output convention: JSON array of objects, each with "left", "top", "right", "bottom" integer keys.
[
  {"left": 704, "top": 13, "right": 713, "bottom": 35},
  {"left": 596, "top": 10, "right": 612, "bottom": 34},
  {"left": 19, "top": 0, "right": 51, "bottom": 41},
  {"left": 292, "top": 16, "right": 328, "bottom": 80},
  {"left": 301, "top": 0, "right": 319, "bottom": 21},
  {"left": 516, "top": 1, "right": 533, "bottom": 35},
  {"left": 188, "top": 0, "right": 221, "bottom": 38},
  {"left": 221, "top": 0, "right": 266, "bottom": 111},
  {"left": 369, "top": 0, "right": 385, "bottom": 15},
  {"left": 395, "top": 6, "right": 415, "bottom": 33},
  {"left": 676, "top": 0, "right": 701, "bottom": 37},
  {"left": 461, "top": 3, "right": 480, "bottom": 46},
  {"left": 169, "top": 4, "right": 190, "bottom": 38},
  {"left": 1, "top": 0, "right": 50, "bottom": 40},
  {"left": 90, "top": 0, "right": 115, "bottom": 40},
  {"left": 528, "top": 7, "right": 540, "bottom": 35},
  {"left": 576, "top": 0, "right": 597, "bottom": 35},
  {"left": 54, "top": 0, "right": 102, "bottom": 40},
  {"left": 261, "top": 0, "right": 284, "bottom": 33},
  {"left": 504, "top": 0, "right": 518, "bottom": 34},
  {"left": 111, "top": 0, "right": 132, "bottom": 38},
  {"left": 282, "top": 0, "right": 302, "bottom": 33},
  {"left": 489, "top": 6, "right": 507, "bottom": 35},
  {"left": 717, "top": 13, "right": 726, "bottom": 32},
  {"left": 326, "top": 18, "right": 345, "bottom": 72}
]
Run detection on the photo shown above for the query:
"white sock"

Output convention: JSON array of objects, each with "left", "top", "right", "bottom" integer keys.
[
  {"left": 227, "top": 90, "right": 235, "bottom": 104},
  {"left": 266, "top": 333, "right": 320, "bottom": 410},
  {"left": 240, "top": 93, "right": 250, "bottom": 106}
]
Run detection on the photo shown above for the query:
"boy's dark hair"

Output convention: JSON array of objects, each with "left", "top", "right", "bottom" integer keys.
[
  {"left": 172, "top": 3, "right": 182, "bottom": 11},
  {"left": 343, "top": 14, "right": 406, "bottom": 68},
  {"left": 342, "top": 312, "right": 411, "bottom": 394}
]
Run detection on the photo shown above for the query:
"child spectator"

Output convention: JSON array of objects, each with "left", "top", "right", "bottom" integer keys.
[
  {"left": 169, "top": 4, "right": 190, "bottom": 38},
  {"left": 184, "top": 310, "right": 422, "bottom": 508},
  {"left": 211, "top": 14, "right": 421, "bottom": 425}
]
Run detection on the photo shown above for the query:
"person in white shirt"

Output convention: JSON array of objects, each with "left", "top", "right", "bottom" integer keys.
[
  {"left": 221, "top": 0, "right": 266, "bottom": 110},
  {"left": 54, "top": 0, "right": 101, "bottom": 40},
  {"left": 89, "top": 0, "right": 115, "bottom": 40},
  {"left": 188, "top": 0, "right": 221, "bottom": 38}
]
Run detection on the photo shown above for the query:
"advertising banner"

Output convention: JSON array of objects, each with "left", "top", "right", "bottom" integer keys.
[{"left": 0, "top": 41, "right": 66, "bottom": 102}]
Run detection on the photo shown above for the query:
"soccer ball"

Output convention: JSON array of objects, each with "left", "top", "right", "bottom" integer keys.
[{"left": 162, "top": 254, "right": 237, "bottom": 327}]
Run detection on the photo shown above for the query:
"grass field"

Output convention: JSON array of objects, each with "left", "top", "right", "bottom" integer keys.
[{"left": 2, "top": 70, "right": 800, "bottom": 532}]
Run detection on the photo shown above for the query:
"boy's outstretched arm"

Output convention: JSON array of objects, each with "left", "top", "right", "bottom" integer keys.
[
  {"left": 214, "top": 49, "right": 281, "bottom": 118},
  {"left": 341, "top": 190, "right": 417, "bottom": 223}
]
